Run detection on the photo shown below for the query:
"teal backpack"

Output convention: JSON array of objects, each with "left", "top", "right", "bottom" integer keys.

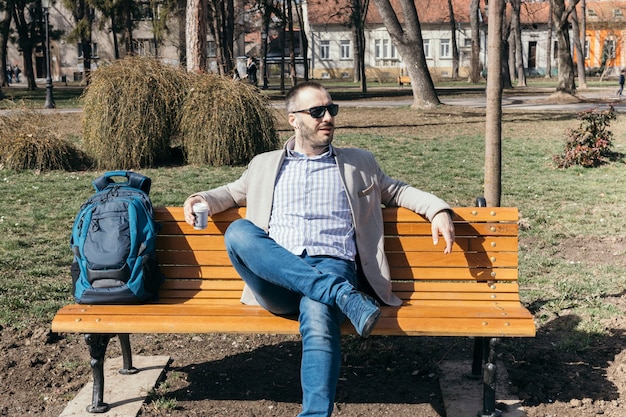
[{"left": 70, "top": 171, "right": 163, "bottom": 304}]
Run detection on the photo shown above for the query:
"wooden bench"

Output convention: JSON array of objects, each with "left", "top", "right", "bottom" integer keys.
[
  {"left": 51, "top": 206, "right": 535, "bottom": 415},
  {"left": 397, "top": 75, "right": 411, "bottom": 86}
]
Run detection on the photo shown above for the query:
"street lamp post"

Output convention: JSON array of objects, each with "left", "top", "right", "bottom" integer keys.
[{"left": 42, "top": 0, "right": 55, "bottom": 109}]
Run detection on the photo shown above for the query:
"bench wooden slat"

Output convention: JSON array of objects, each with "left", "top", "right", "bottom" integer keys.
[
  {"left": 159, "top": 221, "right": 519, "bottom": 237},
  {"left": 153, "top": 206, "right": 520, "bottom": 223},
  {"left": 52, "top": 303, "right": 534, "bottom": 337},
  {"left": 158, "top": 279, "right": 520, "bottom": 294},
  {"left": 158, "top": 265, "right": 519, "bottom": 281},
  {"left": 157, "top": 235, "right": 519, "bottom": 253}
]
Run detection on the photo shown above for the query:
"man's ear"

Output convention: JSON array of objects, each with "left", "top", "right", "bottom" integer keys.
[{"left": 289, "top": 113, "right": 299, "bottom": 129}]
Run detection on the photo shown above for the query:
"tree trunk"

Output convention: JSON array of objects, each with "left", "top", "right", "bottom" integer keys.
[
  {"left": 545, "top": 0, "right": 553, "bottom": 78},
  {"left": 0, "top": 0, "right": 13, "bottom": 88},
  {"left": 447, "top": 0, "right": 459, "bottom": 78},
  {"left": 571, "top": 7, "right": 587, "bottom": 88},
  {"left": 500, "top": 6, "right": 512, "bottom": 89},
  {"left": 186, "top": 0, "right": 206, "bottom": 72},
  {"left": 484, "top": 0, "right": 505, "bottom": 207},
  {"left": 469, "top": 0, "right": 481, "bottom": 83},
  {"left": 373, "top": 0, "right": 440, "bottom": 108},
  {"left": 552, "top": 0, "right": 578, "bottom": 95},
  {"left": 294, "top": 0, "right": 309, "bottom": 81},
  {"left": 287, "top": 0, "right": 297, "bottom": 86},
  {"left": 511, "top": 0, "right": 526, "bottom": 86}
]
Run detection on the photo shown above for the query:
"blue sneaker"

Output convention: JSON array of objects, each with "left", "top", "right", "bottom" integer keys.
[{"left": 337, "top": 291, "right": 381, "bottom": 338}]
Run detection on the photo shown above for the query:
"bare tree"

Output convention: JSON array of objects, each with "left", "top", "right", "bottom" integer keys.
[
  {"left": 571, "top": 6, "right": 587, "bottom": 88},
  {"left": 468, "top": 0, "right": 481, "bottom": 83},
  {"left": 186, "top": 0, "right": 206, "bottom": 72},
  {"left": 552, "top": 0, "right": 578, "bottom": 95},
  {"left": 447, "top": 0, "right": 458, "bottom": 78},
  {"left": 372, "top": 0, "right": 439, "bottom": 108},
  {"left": 484, "top": 0, "right": 505, "bottom": 207},
  {"left": 510, "top": 0, "right": 526, "bottom": 86},
  {"left": 207, "top": 0, "right": 235, "bottom": 75},
  {"left": 0, "top": 0, "right": 14, "bottom": 87},
  {"left": 545, "top": 0, "right": 553, "bottom": 78}
]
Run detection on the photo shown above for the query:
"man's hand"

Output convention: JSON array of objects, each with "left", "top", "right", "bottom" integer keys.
[
  {"left": 183, "top": 196, "right": 208, "bottom": 226},
  {"left": 431, "top": 210, "right": 455, "bottom": 254}
]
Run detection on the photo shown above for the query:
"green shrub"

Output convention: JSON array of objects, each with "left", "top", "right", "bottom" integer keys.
[
  {"left": 554, "top": 106, "right": 619, "bottom": 168},
  {"left": 0, "top": 109, "right": 89, "bottom": 171},
  {"left": 179, "top": 74, "right": 280, "bottom": 166},
  {"left": 82, "top": 56, "right": 189, "bottom": 169}
]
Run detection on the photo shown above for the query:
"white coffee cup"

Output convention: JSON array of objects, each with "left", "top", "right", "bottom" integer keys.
[{"left": 192, "top": 202, "right": 209, "bottom": 230}]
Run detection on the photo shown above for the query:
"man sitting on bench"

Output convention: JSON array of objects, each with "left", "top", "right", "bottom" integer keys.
[{"left": 183, "top": 81, "right": 455, "bottom": 417}]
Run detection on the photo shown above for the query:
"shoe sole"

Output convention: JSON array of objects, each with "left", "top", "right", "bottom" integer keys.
[{"left": 360, "top": 308, "right": 382, "bottom": 338}]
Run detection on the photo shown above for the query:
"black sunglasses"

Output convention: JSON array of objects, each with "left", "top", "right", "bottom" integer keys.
[{"left": 292, "top": 104, "right": 339, "bottom": 118}]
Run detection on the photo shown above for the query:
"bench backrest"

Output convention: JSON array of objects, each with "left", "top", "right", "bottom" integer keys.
[{"left": 155, "top": 207, "right": 519, "bottom": 307}]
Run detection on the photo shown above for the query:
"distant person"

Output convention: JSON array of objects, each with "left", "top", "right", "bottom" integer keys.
[
  {"left": 617, "top": 69, "right": 625, "bottom": 97},
  {"left": 246, "top": 57, "right": 258, "bottom": 86},
  {"left": 13, "top": 65, "right": 20, "bottom": 83},
  {"left": 6, "top": 65, "right": 12, "bottom": 84}
]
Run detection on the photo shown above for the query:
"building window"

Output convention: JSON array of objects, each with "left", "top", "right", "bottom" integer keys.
[
  {"left": 340, "top": 40, "right": 351, "bottom": 59},
  {"left": 133, "top": 39, "right": 156, "bottom": 56},
  {"left": 604, "top": 39, "right": 616, "bottom": 59},
  {"left": 207, "top": 41, "right": 216, "bottom": 58},
  {"left": 77, "top": 43, "right": 98, "bottom": 58},
  {"left": 375, "top": 39, "right": 397, "bottom": 59},
  {"left": 440, "top": 38, "right": 451, "bottom": 58},
  {"left": 423, "top": 39, "right": 430, "bottom": 58},
  {"left": 553, "top": 41, "right": 558, "bottom": 59},
  {"left": 320, "top": 40, "right": 330, "bottom": 60}
]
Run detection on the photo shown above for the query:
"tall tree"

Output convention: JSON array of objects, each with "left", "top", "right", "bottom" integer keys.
[
  {"left": 484, "top": 0, "right": 505, "bottom": 207},
  {"left": 545, "top": 0, "right": 553, "bottom": 78},
  {"left": 286, "top": 0, "right": 296, "bottom": 85},
  {"left": 12, "top": 0, "right": 40, "bottom": 89},
  {"left": 468, "top": 0, "right": 481, "bottom": 83},
  {"left": 510, "top": 0, "right": 526, "bottom": 86},
  {"left": 571, "top": 5, "right": 587, "bottom": 88},
  {"left": 64, "top": 0, "right": 95, "bottom": 82},
  {"left": 372, "top": 0, "right": 439, "bottom": 108},
  {"left": 447, "top": 0, "right": 458, "bottom": 78},
  {"left": 552, "top": 0, "right": 578, "bottom": 95},
  {"left": 350, "top": 0, "right": 369, "bottom": 92},
  {"left": 186, "top": 0, "right": 206, "bottom": 72},
  {"left": 293, "top": 0, "right": 309, "bottom": 81},
  {"left": 207, "top": 0, "right": 235, "bottom": 74},
  {"left": 0, "top": 0, "right": 14, "bottom": 87}
]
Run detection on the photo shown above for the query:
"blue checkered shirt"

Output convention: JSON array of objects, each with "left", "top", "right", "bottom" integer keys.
[{"left": 268, "top": 143, "right": 356, "bottom": 261}]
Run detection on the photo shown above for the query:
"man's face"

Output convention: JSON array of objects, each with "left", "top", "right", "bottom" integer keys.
[{"left": 289, "top": 87, "right": 336, "bottom": 156}]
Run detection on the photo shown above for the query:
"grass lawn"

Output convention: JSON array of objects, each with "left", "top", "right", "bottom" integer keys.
[{"left": 1, "top": 98, "right": 625, "bottom": 351}]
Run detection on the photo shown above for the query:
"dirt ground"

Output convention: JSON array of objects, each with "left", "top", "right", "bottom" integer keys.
[
  {"left": 2, "top": 96, "right": 626, "bottom": 416},
  {"left": 1, "top": 290, "right": 626, "bottom": 417}
]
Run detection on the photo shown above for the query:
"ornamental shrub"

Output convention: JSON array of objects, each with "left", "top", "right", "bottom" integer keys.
[
  {"left": 179, "top": 73, "right": 280, "bottom": 166},
  {"left": 82, "top": 56, "right": 189, "bottom": 169},
  {"left": 554, "top": 106, "right": 618, "bottom": 168},
  {"left": 0, "top": 108, "right": 89, "bottom": 171}
]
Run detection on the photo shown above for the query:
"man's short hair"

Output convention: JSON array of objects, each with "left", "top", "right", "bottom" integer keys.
[{"left": 285, "top": 81, "right": 327, "bottom": 112}]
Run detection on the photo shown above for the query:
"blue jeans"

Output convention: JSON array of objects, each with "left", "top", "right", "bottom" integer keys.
[{"left": 224, "top": 219, "right": 357, "bottom": 417}]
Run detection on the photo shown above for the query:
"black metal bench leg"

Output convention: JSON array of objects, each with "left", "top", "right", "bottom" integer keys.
[
  {"left": 478, "top": 337, "right": 502, "bottom": 417},
  {"left": 84, "top": 334, "right": 112, "bottom": 413},
  {"left": 470, "top": 337, "right": 486, "bottom": 379},
  {"left": 118, "top": 334, "right": 139, "bottom": 375}
]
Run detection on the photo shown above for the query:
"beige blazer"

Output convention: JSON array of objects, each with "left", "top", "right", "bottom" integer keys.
[{"left": 193, "top": 141, "right": 451, "bottom": 306}]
